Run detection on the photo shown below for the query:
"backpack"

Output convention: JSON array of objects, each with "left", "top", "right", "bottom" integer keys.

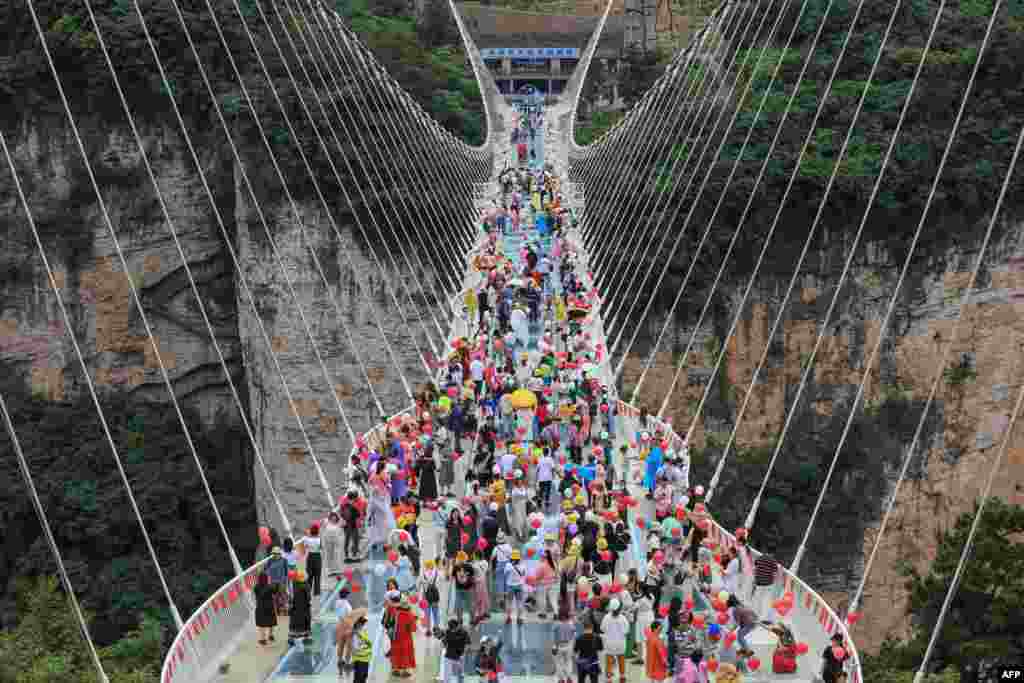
[{"left": 424, "top": 574, "right": 440, "bottom": 605}]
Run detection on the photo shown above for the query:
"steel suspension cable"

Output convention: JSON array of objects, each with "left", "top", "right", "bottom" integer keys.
[
  {"left": 794, "top": 0, "right": 1003, "bottom": 581},
  {"left": 583, "top": 24, "right": 731, "bottom": 282},
  {"left": 788, "top": 0, "right": 964, "bottom": 573},
  {"left": 740, "top": 0, "right": 909, "bottom": 531},
  {"left": 202, "top": 0, "right": 423, "bottom": 393},
  {"left": 307, "top": 8, "right": 469, "bottom": 307},
  {"left": 140, "top": 0, "right": 373, "bottom": 526},
  {"left": 589, "top": 13, "right": 741, "bottom": 285},
  {"left": 0, "top": 384, "right": 109, "bottom": 683},
  {"left": 585, "top": 6, "right": 747, "bottom": 279},
  {"left": 612, "top": 0, "right": 781, "bottom": 384},
  {"left": 665, "top": 0, "right": 840, "bottom": 458},
  {"left": 32, "top": 0, "right": 256, "bottom": 582},
  {"left": 701, "top": 0, "right": 869, "bottom": 504},
  {"left": 0, "top": 88, "right": 182, "bottom": 628},
  {"left": 605, "top": 4, "right": 769, "bottom": 355},
  {"left": 593, "top": 7, "right": 751, "bottom": 304},
  {"left": 267, "top": 0, "right": 449, "bottom": 351},
  {"left": 913, "top": 180, "right": 1024, "bottom": 683},
  {"left": 653, "top": 0, "right": 828, "bottom": 419}
]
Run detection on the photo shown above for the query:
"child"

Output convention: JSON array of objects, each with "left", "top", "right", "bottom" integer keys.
[
  {"left": 477, "top": 636, "right": 504, "bottom": 683},
  {"left": 675, "top": 649, "right": 708, "bottom": 683}
]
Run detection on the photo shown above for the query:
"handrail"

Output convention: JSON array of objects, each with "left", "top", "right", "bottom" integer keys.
[
  {"left": 614, "top": 404, "right": 863, "bottom": 682},
  {"left": 160, "top": 559, "right": 268, "bottom": 683}
]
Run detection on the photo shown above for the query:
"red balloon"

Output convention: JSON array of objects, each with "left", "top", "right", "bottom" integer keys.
[
  {"left": 461, "top": 532, "right": 470, "bottom": 545},
  {"left": 578, "top": 589, "right": 588, "bottom": 600},
  {"left": 350, "top": 583, "right": 361, "bottom": 593},
  {"left": 387, "top": 551, "right": 399, "bottom": 563},
  {"left": 636, "top": 518, "right": 646, "bottom": 529},
  {"left": 748, "top": 657, "right": 761, "bottom": 671},
  {"left": 847, "top": 611, "right": 862, "bottom": 625},
  {"left": 658, "top": 605, "right": 669, "bottom": 617},
  {"left": 419, "top": 598, "right": 428, "bottom": 609},
  {"left": 707, "top": 658, "right": 719, "bottom": 673},
  {"left": 795, "top": 642, "right": 809, "bottom": 655},
  {"left": 600, "top": 550, "right": 612, "bottom": 561},
  {"left": 832, "top": 646, "right": 846, "bottom": 660},
  {"left": 487, "top": 672, "right": 497, "bottom": 681},
  {"left": 343, "top": 568, "right": 355, "bottom": 580},
  {"left": 724, "top": 631, "right": 736, "bottom": 645},
  {"left": 590, "top": 597, "right": 601, "bottom": 609},
  {"left": 526, "top": 548, "right": 536, "bottom": 559},
  {"left": 697, "top": 519, "right": 710, "bottom": 530},
  {"left": 717, "top": 612, "right": 729, "bottom": 625},
  {"left": 693, "top": 614, "right": 705, "bottom": 628},
  {"left": 531, "top": 518, "right": 543, "bottom": 529},
  {"left": 288, "top": 570, "right": 297, "bottom": 581},
  {"left": 463, "top": 515, "right": 472, "bottom": 525},
  {"left": 675, "top": 506, "right": 687, "bottom": 521},
  {"left": 477, "top": 538, "right": 489, "bottom": 550},
  {"left": 671, "top": 527, "right": 682, "bottom": 538},
  {"left": 684, "top": 597, "right": 694, "bottom": 611},
  {"left": 610, "top": 582, "right": 622, "bottom": 594}
]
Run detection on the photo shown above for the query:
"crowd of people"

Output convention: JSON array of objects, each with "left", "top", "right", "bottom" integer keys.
[{"left": 247, "top": 104, "right": 853, "bottom": 683}]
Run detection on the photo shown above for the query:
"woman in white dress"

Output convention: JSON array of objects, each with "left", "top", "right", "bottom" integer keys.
[{"left": 321, "top": 511, "right": 345, "bottom": 578}]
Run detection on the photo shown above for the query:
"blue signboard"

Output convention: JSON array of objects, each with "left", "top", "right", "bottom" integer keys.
[{"left": 480, "top": 47, "right": 579, "bottom": 59}]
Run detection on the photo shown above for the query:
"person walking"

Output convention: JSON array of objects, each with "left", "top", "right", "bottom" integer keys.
[
  {"left": 601, "top": 598, "right": 630, "bottom": 683},
  {"left": 254, "top": 573, "right": 278, "bottom": 646},
  {"left": 389, "top": 594, "right": 418, "bottom": 676},
  {"left": 349, "top": 613, "right": 373, "bottom": 683},
  {"left": 439, "top": 618, "right": 471, "bottom": 683},
  {"left": 574, "top": 621, "right": 604, "bottom": 683},
  {"left": 553, "top": 607, "right": 576, "bottom": 683},
  {"left": 288, "top": 571, "right": 312, "bottom": 645},
  {"left": 420, "top": 558, "right": 442, "bottom": 635},
  {"left": 752, "top": 551, "right": 779, "bottom": 614},
  {"left": 322, "top": 512, "right": 344, "bottom": 577},
  {"left": 727, "top": 594, "right": 759, "bottom": 658},
  {"left": 300, "top": 524, "right": 323, "bottom": 597}
]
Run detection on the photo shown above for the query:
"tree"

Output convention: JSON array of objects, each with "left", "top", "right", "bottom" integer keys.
[
  {"left": 417, "top": 0, "right": 457, "bottom": 48},
  {"left": 861, "top": 499, "right": 1024, "bottom": 682},
  {"left": 0, "top": 577, "right": 163, "bottom": 683}
]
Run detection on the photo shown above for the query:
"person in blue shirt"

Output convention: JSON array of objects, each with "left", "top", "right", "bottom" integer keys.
[{"left": 643, "top": 446, "right": 664, "bottom": 497}]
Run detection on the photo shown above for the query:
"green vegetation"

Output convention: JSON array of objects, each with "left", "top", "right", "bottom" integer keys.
[
  {"left": 943, "top": 357, "right": 977, "bottom": 385},
  {"left": 864, "top": 382, "right": 912, "bottom": 416},
  {"left": 0, "top": 576, "right": 164, "bottom": 683},
  {"left": 861, "top": 499, "right": 1024, "bottom": 679},
  {"left": 575, "top": 110, "right": 624, "bottom": 146}
]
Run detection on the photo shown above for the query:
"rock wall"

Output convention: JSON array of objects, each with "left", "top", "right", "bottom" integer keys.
[{"left": 618, "top": 222, "right": 1024, "bottom": 652}]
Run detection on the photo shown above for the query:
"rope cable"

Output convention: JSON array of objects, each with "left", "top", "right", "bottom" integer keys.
[
  {"left": 653, "top": 0, "right": 829, "bottom": 420},
  {"left": 269, "top": 0, "right": 450, "bottom": 351},
  {"left": 789, "top": 0, "right": 962, "bottom": 574},
  {"left": 612, "top": 0, "right": 781, "bottom": 387},
  {"left": 302, "top": 5, "right": 469, "bottom": 316},
  {"left": 913, "top": 129, "right": 1024, "bottom": 683},
  {"left": 0, "top": 384, "right": 110, "bottom": 683},
  {"left": 0, "top": 74, "right": 182, "bottom": 626},
  {"left": 739, "top": 0, "right": 910, "bottom": 532},
  {"left": 794, "top": 0, "right": 1003, "bottom": 581},
  {"left": 198, "top": 0, "right": 419, "bottom": 396}
]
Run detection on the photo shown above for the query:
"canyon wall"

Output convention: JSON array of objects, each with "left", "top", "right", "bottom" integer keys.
[{"left": 617, "top": 222, "right": 1024, "bottom": 652}]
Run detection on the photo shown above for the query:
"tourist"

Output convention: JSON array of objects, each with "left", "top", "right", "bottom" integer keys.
[
  {"left": 645, "top": 621, "right": 668, "bottom": 683},
  {"left": 601, "top": 598, "right": 630, "bottom": 683},
  {"left": 574, "top": 621, "right": 604, "bottom": 683},
  {"left": 254, "top": 573, "right": 277, "bottom": 646}
]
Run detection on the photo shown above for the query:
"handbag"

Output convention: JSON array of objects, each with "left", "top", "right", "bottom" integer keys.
[{"left": 425, "top": 575, "right": 441, "bottom": 605}]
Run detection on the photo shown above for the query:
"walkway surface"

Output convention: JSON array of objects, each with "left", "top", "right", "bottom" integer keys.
[{"left": 207, "top": 100, "right": 832, "bottom": 683}]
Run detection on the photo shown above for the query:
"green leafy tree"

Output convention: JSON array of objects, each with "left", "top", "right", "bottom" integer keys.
[{"left": 0, "top": 577, "right": 163, "bottom": 683}]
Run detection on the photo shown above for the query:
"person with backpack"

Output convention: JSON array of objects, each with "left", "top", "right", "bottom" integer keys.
[
  {"left": 420, "top": 558, "right": 442, "bottom": 636},
  {"left": 340, "top": 488, "right": 365, "bottom": 561},
  {"left": 574, "top": 621, "right": 604, "bottom": 683}
]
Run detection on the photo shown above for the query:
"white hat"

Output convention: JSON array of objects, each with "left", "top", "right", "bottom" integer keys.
[
  {"left": 694, "top": 485, "right": 705, "bottom": 496},
  {"left": 609, "top": 598, "right": 621, "bottom": 612},
  {"left": 490, "top": 502, "right": 499, "bottom": 512},
  {"left": 514, "top": 469, "right": 523, "bottom": 479}
]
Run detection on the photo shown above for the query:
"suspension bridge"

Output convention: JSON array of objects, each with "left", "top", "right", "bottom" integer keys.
[{"left": 1, "top": 0, "right": 1022, "bottom": 681}]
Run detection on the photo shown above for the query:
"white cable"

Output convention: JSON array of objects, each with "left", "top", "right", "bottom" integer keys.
[
  {"left": 615, "top": 0, "right": 781, "bottom": 390},
  {"left": 243, "top": 0, "right": 444, "bottom": 372},
  {"left": 847, "top": 4, "right": 1011, "bottom": 613},
  {"left": 0, "top": 388, "right": 109, "bottom": 683},
  {"left": 606, "top": 3, "right": 765, "bottom": 361},
  {"left": 742, "top": 0, "right": 909, "bottom": 532},
  {"left": 595, "top": 7, "right": 749, "bottom": 316},
  {"left": 266, "top": 0, "right": 449, "bottom": 352},
  {"left": 702, "top": 0, "right": 871, "bottom": 504},
  {"left": 0, "top": 99, "right": 182, "bottom": 628},
  {"left": 915, "top": 236, "right": 1024, "bottom": 683},
  {"left": 654, "top": 0, "right": 827, "bottom": 420},
  {"left": 669, "top": 0, "right": 842, "bottom": 467},
  {"left": 790, "top": 0, "right": 964, "bottom": 574},
  {"left": 293, "top": 3, "right": 467, "bottom": 323},
  {"left": 196, "top": 0, "right": 417, "bottom": 400},
  {"left": 141, "top": 0, "right": 367, "bottom": 533}
]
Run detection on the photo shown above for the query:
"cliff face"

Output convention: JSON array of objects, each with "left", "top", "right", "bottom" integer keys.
[
  {"left": 0, "top": 103, "right": 440, "bottom": 637},
  {"left": 619, "top": 221, "right": 1024, "bottom": 652}
]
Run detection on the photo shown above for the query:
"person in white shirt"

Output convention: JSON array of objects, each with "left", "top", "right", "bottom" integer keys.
[
  {"left": 504, "top": 549, "right": 527, "bottom": 625},
  {"left": 722, "top": 547, "right": 741, "bottom": 597},
  {"left": 470, "top": 357, "right": 485, "bottom": 397},
  {"left": 299, "top": 525, "right": 323, "bottom": 597},
  {"left": 601, "top": 598, "right": 630, "bottom": 683},
  {"left": 499, "top": 450, "right": 518, "bottom": 477}
]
